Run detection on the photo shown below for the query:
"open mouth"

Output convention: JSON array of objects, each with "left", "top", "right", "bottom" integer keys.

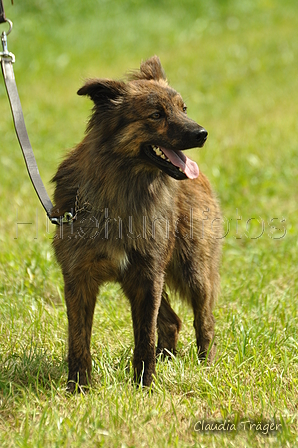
[{"left": 143, "top": 145, "right": 200, "bottom": 180}]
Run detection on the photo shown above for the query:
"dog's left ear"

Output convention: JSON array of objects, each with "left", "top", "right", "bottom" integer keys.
[
  {"left": 129, "top": 56, "right": 167, "bottom": 82},
  {"left": 77, "top": 79, "right": 126, "bottom": 105}
]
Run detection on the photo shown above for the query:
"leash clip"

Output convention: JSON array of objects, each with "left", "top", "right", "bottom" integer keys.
[
  {"left": 1, "top": 20, "right": 15, "bottom": 63},
  {"left": 50, "top": 212, "right": 76, "bottom": 226}
]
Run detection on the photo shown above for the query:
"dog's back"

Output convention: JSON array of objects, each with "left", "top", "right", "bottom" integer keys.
[{"left": 51, "top": 56, "right": 221, "bottom": 391}]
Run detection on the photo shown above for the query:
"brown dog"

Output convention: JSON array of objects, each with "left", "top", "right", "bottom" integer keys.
[{"left": 51, "top": 56, "right": 221, "bottom": 391}]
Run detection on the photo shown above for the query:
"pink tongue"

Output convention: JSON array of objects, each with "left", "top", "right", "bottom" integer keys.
[{"left": 160, "top": 147, "right": 199, "bottom": 179}]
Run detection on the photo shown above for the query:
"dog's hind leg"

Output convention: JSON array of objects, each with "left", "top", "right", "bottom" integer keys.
[
  {"left": 63, "top": 272, "right": 98, "bottom": 393},
  {"left": 156, "top": 290, "right": 182, "bottom": 357}
]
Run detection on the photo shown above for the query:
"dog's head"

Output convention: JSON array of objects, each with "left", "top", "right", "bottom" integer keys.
[{"left": 78, "top": 56, "right": 207, "bottom": 180}]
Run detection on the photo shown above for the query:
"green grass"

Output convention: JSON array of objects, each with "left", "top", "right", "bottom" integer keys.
[{"left": 0, "top": 0, "right": 298, "bottom": 446}]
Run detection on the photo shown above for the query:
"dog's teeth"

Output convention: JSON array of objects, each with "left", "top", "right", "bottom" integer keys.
[
  {"left": 152, "top": 145, "right": 169, "bottom": 160},
  {"left": 152, "top": 145, "right": 161, "bottom": 155},
  {"left": 179, "top": 168, "right": 183, "bottom": 172}
]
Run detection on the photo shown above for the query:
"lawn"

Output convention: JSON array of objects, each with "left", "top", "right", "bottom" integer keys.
[{"left": 0, "top": 0, "right": 297, "bottom": 446}]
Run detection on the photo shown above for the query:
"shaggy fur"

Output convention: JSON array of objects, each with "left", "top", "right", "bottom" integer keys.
[{"left": 51, "top": 56, "right": 222, "bottom": 391}]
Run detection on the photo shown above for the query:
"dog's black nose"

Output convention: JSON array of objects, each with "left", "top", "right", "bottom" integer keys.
[{"left": 196, "top": 128, "right": 208, "bottom": 146}]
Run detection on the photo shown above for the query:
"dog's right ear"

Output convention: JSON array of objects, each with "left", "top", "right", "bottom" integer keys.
[{"left": 77, "top": 79, "right": 126, "bottom": 104}]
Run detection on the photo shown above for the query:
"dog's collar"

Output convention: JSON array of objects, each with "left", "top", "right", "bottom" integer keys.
[{"left": 51, "top": 186, "right": 92, "bottom": 226}]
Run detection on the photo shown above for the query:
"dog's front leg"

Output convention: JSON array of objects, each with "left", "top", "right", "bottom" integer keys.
[
  {"left": 122, "top": 271, "right": 163, "bottom": 387},
  {"left": 63, "top": 273, "right": 98, "bottom": 393}
]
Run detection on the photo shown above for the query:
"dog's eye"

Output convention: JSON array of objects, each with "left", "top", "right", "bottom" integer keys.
[
  {"left": 150, "top": 112, "right": 162, "bottom": 120},
  {"left": 183, "top": 106, "right": 187, "bottom": 113}
]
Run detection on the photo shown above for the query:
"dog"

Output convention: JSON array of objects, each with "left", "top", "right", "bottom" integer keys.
[{"left": 51, "top": 56, "right": 221, "bottom": 391}]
